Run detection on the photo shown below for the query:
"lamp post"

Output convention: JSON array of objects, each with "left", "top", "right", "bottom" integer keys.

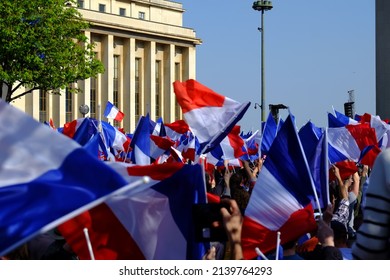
[
  {"left": 252, "top": 1, "right": 273, "bottom": 122},
  {"left": 79, "top": 104, "right": 90, "bottom": 118}
]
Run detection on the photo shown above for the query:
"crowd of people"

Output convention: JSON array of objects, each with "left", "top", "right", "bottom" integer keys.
[
  {"left": 203, "top": 152, "right": 389, "bottom": 260},
  {"left": 2, "top": 146, "right": 389, "bottom": 261}
]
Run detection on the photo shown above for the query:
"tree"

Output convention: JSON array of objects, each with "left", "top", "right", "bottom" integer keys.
[{"left": 0, "top": 0, "right": 104, "bottom": 103}]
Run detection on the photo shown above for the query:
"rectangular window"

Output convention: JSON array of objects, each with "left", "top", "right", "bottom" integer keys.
[
  {"left": 175, "top": 62, "right": 181, "bottom": 120},
  {"left": 65, "top": 87, "right": 73, "bottom": 123},
  {"left": 90, "top": 76, "right": 97, "bottom": 119},
  {"left": 113, "top": 55, "right": 120, "bottom": 127},
  {"left": 155, "top": 60, "right": 161, "bottom": 120},
  {"left": 99, "top": 4, "right": 106, "bottom": 13},
  {"left": 138, "top": 11, "right": 145, "bottom": 20},
  {"left": 119, "top": 8, "right": 126, "bottom": 16},
  {"left": 77, "top": 0, "right": 84, "bottom": 8},
  {"left": 39, "top": 90, "right": 47, "bottom": 123},
  {"left": 135, "top": 58, "right": 141, "bottom": 124}
]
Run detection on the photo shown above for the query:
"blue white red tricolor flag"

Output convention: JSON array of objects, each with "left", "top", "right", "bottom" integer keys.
[
  {"left": 58, "top": 162, "right": 207, "bottom": 260},
  {"left": 173, "top": 79, "right": 250, "bottom": 155},
  {"left": 0, "top": 101, "right": 130, "bottom": 257},
  {"left": 104, "top": 101, "right": 125, "bottom": 122},
  {"left": 241, "top": 114, "right": 318, "bottom": 259}
]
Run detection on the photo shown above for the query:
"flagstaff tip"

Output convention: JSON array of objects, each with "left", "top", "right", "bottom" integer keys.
[{"left": 143, "top": 176, "right": 150, "bottom": 184}]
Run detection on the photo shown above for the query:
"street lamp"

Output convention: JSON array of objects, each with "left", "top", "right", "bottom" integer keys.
[
  {"left": 79, "top": 104, "right": 90, "bottom": 118},
  {"left": 252, "top": 1, "right": 273, "bottom": 122}
]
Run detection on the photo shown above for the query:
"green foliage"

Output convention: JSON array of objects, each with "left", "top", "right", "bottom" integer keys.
[{"left": 0, "top": 0, "right": 104, "bottom": 102}]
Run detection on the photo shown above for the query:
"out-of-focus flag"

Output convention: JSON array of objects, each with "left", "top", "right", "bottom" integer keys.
[
  {"left": 0, "top": 101, "right": 129, "bottom": 257},
  {"left": 104, "top": 101, "right": 125, "bottom": 122},
  {"left": 58, "top": 162, "right": 207, "bottom": 260},
  {"left": 327, "top": 123, "right": 378, "bottom": 164},
  {"left": 173, "top": 79, "right": 250, "bottom": 155}
]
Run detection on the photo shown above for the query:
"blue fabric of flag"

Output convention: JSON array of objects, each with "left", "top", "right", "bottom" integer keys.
[
  {"left": 261, "top": 112, "right": 278, "bottom": 156},
  {"left": 264, "top": 114, "right": 316, "bottom": 207},
  {"left": 299, "top": 122, "right": 330, "bottom": 210},
  {"left": 130, "top": 115, "right": 151, "bottom": 164}
]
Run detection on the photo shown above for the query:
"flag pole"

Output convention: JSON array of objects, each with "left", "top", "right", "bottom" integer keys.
[
  {"left": 255, "top": 247, "right": 269, "bottom": 260},
  {"left": 98, "top": 104, "right": 102, "bottom": 133},
  {"left": 199, "top": 154, "right": 208, "bottom": 203},
  {"left": 83, "top": 228, "right": 95, "bottom": 260},
  {"left": 275, "top": 231, "right": 281, "bottom": 260}
]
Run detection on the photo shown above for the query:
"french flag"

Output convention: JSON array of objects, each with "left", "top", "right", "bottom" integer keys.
[
  {"left": 58, "top": 162, "right": 207, "bottom": 260},
  {"left": 173, "top": 79, "right": 250, "bottom": 155},
  {"left": 0, "top": 101, "right": 130, "bottom": 257},
  {"left": 327, "top": 123, "right": 378, "bottom": 163},
  {"left": 219, "top": 125, "right": 246, "bottom": 160},
  {"left": 359, "top": 113, "right": 390, "bottom": 148},
  {"left": 176, "top": 131, "right": 198, "bottom": 162},
  {"left": 260, "top": 111, "right": 278, "bottom": 156},
  {"left": 149, "top": 135, "right": 175, "bottom": 160},
  {"left": 164, "top": 120, "right": 190, "bottom": 141},
  {"left": 298, "top": 121, "right": 330, "bottom": 210},
  {"left": 130, "top": 115, "right": 151, "bottom": 165},
  {"left": 104, "top": 101, "right": 125, "bottom": 122},
  {"left": 328, "top": 110, "right": 359, "bottom": 128},
  {"left": 241, "top": 114, "right": 317, "bottom": 259}
]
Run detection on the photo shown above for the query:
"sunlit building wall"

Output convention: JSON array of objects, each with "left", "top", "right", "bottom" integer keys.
[{"left": 12, "top": 0, "right": 201, "bottom": 132}]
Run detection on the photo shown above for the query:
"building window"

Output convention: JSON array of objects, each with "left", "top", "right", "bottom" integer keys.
[
  {"left": 39, "top": 90, "right": 47, "bottom": 123},
  {"left": 175, "top": 62, "right": 181, "bottom": 120},
  {"left": 113, "top": 55, "right": 120, "bottom": 127},
  {"left": 138, "top": 11, "right": 145, "bottom": 20},
  {"left": 65, "top": 87, "right": 73, "bottom": 123},
  {"left": 90, "top": 76, "right": 97, "bottom": 119},
  {"left": 99, "top": 4, "right": 106, "bottom": 13},
  {"left": 135, "top": 58, "right": 141, "bottom": 123},
  {"left": 119, "top": 8, "right": 126, "bottom": 16},
  {"left": 155, "top": 60, "right": 161, "bottom": 120},
  {"left": 77, "top": 0, "right": 84, "bottom": 8}
]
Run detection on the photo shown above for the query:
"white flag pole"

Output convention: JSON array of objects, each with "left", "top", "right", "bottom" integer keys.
[
  {"left": 83, "top": 228, "right": 95, "bottom": 260},
  {"left": 275, "top": 231, "right": 281, "bottom": 260},
  {"left": 255, "top": 247, "right": 268, "bottom": 260}
]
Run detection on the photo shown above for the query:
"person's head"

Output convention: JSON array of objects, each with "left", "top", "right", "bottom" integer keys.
[
  {"left": 229, "top": 173, "right": 243, "bottom": 189},
  {"left": 330, "top": 221, "right": 348, "bottom": 247}
]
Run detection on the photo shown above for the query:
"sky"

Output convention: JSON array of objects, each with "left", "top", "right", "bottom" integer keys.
[{"left": 179, "top": 0, "right": 375, "bottom": 132}]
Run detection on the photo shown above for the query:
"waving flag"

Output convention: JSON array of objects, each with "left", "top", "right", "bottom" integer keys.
[
  {"left": 327, "top": 123, "right": 378, "bottom": 163},
  {"left": 260, "top": 111, "right": 278, "bottom": 156},
  {"left": 176, "top": 131, "right": 198, "bottom": 162},
  {"left": 359, "top": 113, "right": 390, "bottom": 148},
  {"left": 150, "top": 135, "right": 175, "bottom": 160},
  {"left": 241, "top": 114, "right": 318, "bottom": 259},
  {"left": 164, "top": 120, "right": 190, "bottom": 141},
  {"left": 130, "top": 115, "right": 152, "bottom": 165},
  {"left": 219, "top": 125, "right": 246, "bottom": 160},
  {"left": 0, "top": 101, "right": 129, "bottom": 257},
  {"left": 299, "top": 121, "right": 330, "bottom": 210},
  {"left": 104, "top": 101, "right": 125, "bottom": 122},
  {"left": 173, "top": 79, "right": 250, "bottom": 155},
  {"left": 58, "top": 162, "right": 207, "bottom": 260},
  {"left": 241, "top": 130, "right": 261, "bottom": 161},
  {"left": 328, "top": 110, "right": 359, "bottom": 127}
]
